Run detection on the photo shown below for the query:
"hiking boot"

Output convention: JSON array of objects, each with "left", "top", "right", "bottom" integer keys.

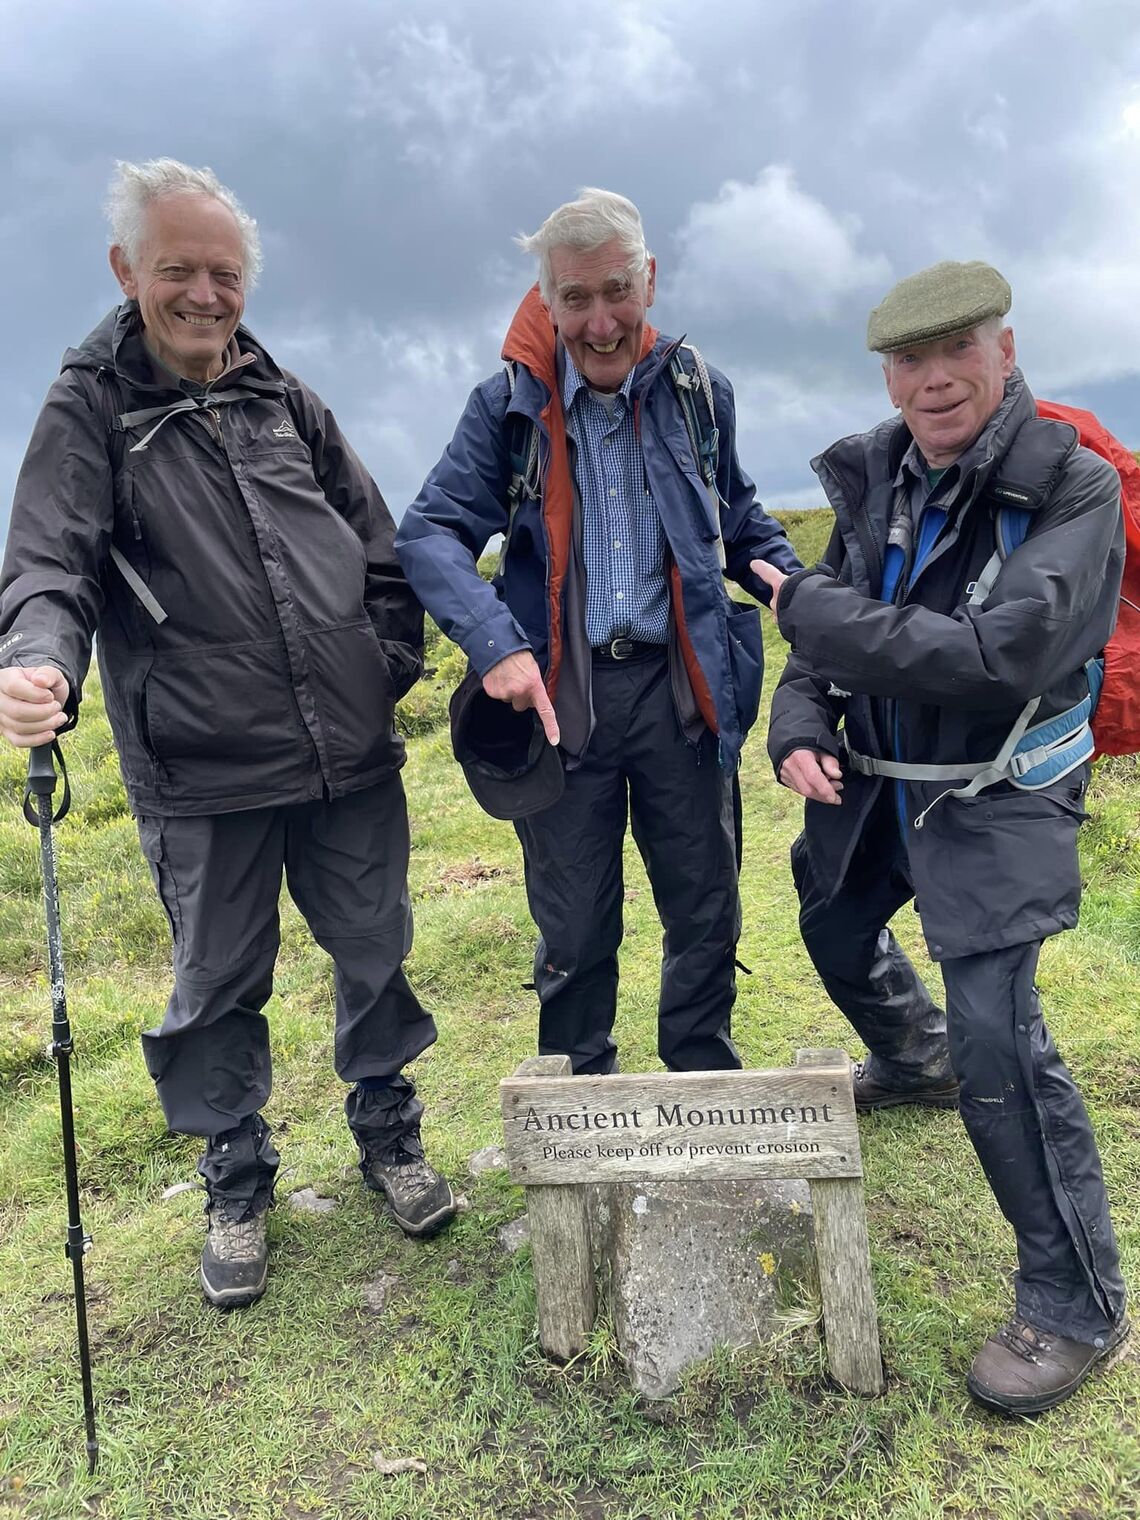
[
  {"left": 360, "top": 1140, "right": 457, "bottom": 1239},
  {"left": 200, "top": 1203, "right": 269, "bottom": 1309},
  {"left": 967, "top": 1316, "right": 1131, "bottom": 1415},
  {"left": 852, "top": 1059, "right": 959, "bottom": 1112}
]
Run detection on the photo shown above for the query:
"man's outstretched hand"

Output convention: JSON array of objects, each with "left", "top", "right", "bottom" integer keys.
[
  {"left": 482, "top": 651, "right": 560, "bottom": 745},
  {"left": 750, "top": 557, "right": 788, "bottom": 614},
  {"left": 0, "top": 665, "right": 71, "bottom": 748}
]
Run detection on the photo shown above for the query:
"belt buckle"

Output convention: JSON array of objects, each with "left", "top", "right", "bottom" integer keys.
[{"left": 609, "top": 637, "right": 635, "bottom": 660}]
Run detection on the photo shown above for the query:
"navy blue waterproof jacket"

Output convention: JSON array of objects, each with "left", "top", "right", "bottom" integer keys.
[{"left": 397, "top": 287, "right": 800, "bottom": 768}]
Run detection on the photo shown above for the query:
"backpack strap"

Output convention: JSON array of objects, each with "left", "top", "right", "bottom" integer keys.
[
  {"left": 96, "top": 369, "right": 169, "bottom": 625},
  {"left": 966, "top": 503, "right": 1032, "bottom": 607},
  {"left": 671, "top": 343, "right": 725, "bottom": 570},
  {"left": 849, "top": 493, "right": 1102, "bottom": 823},
  {"left": 95, "top": 367, "right": 283, "bottom": 625},
  {"left": 497, "top": 361, "right": 541, "bottom": 577},
  {"left": 111, "top": 389, "right": 253, "bottom": 453},
  {"left": 495, "top": 345, "right": 727, "bottom": 577}
]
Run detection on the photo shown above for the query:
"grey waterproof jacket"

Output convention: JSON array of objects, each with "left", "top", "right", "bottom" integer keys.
[
  {"left": 0, "top": 304, "right": 422, "bottom": 815},
  {"left": 767, "top": 371, "right": 1124, "bottom": 960}
]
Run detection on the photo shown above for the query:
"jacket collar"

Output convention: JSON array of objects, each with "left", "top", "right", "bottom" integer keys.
[
  {"left": 815, "top": 367, "right": 1037, "bottom": 509},
  {"left": 62, "top": 302, "right": 285, "bottom": 397},
  {"left": 501, "top": 284, "right": 659, "bottom": 396}
]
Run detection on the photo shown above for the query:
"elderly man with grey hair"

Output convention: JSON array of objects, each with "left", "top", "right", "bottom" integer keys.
[
  {"left": 0, "top": 158, "right": 457, "bottom": 1310},
  {"left": 397, "top": 188, "right": 800, "bottom": 1078},
  {"left": 758, "top": 261, "right": 1128, "bottom": 1413}
]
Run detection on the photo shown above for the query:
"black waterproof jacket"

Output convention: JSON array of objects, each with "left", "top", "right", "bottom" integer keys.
[
  {"left": 767, "top": 371, "right": 1124, "bottom": 960},
  {"left": 0, "top": 305, "right": 422, "bottom": 815}
]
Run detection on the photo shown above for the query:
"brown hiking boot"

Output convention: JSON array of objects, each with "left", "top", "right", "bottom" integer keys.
[
  {"left": 851, "top": 1060, "right": 959, "bottom": 1112},
  {"left": 967, "top": 1316, "right": 1131, "bottom": 1415}
]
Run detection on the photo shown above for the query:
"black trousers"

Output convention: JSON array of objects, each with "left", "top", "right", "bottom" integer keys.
[
  {"left": 138, "top": 778, "right": 436, "bottom": 1142},
  {"left": 515, "top": 651, "right": 741, "bottom": 1075},
  {"left": 792, "top": 817, "right": 1126, "bottom": 1343}
]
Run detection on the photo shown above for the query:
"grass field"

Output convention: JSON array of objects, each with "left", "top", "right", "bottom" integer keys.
[{"left": 0, "top": 511, "right": 1137, "bottom": 1519}]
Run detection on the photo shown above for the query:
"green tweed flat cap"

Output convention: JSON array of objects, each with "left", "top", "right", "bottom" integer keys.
[{"left": 866, "top": 260, "right": 1012, "bottom": 353}]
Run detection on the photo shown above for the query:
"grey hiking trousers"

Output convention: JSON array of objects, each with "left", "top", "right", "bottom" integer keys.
[{"left": 137, "top": 778, "right": 436, "bottom": 1140}]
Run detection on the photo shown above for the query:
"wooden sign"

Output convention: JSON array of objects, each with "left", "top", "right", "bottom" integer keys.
[
  {"left": 499, "top": 1050, "right": 883, "bottom": 1397},
  {"left": 501, "top": 1064, "right": 859, "bottom": 1185}
]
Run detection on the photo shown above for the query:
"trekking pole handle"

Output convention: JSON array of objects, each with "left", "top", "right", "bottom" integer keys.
[
  {"left": 26, "top": 741, "right": 58, "bottom": 794},
  {"left": 23, "top": 741, "right": 70, "bottom": 826}
]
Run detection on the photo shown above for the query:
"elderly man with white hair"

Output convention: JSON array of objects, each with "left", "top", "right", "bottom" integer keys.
[
  {"left": 397, "top": 188, "right": 800, "bottom": 1078},
  {"left": 0, "top": 159, "right": 457, "bottom": 1310}
]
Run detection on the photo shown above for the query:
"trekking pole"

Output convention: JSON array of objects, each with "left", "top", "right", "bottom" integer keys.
[{"left": 22, "top": 741, "right": 98, "bottom": 1475}]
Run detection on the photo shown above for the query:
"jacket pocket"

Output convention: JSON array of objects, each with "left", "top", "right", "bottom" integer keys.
[
  {"left": 136, "top": 816, "right": 182, "bottom": 943},
  {"left": 725, "top": 600, "right": 765, "bottom": 738},
  {"left": 910, "top": 775, "right": 1085, "bottom": 957},
  {"left": 143, "top": 640, "right": 305, "bottom": 767},
  {"left": 304, "top": 621, "right": 403, "bottom": 777}
]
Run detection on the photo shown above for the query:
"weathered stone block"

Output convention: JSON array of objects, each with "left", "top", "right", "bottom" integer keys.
[
  {"left": 588, "top": 1178, "right": 816, "bottom": 1398},
  {"left": 498, "top": 1213, "right": 530, "bottom": 1253}
]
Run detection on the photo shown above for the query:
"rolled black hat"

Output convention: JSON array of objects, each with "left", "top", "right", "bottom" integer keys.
[{"left": 449, "top": 668, "right": 564, "bottom": 821}]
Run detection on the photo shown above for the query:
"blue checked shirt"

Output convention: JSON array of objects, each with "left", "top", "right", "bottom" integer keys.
[{"left": 561, "top": 351, "right": 669, "bottom": 647}]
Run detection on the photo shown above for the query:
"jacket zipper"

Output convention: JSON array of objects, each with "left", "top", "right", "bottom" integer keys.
[{"left": 200, "top": 404, "right": 223, "bottom": 447}]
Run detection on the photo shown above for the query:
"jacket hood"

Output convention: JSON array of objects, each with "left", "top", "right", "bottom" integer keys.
[
  {"left": 501, "top": 284, "right": 659, "bottom": 393},
  {"left": 61, "top": 302, "right": 285, "bottom": 395}
]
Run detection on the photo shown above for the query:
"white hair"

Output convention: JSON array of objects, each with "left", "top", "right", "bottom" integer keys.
[
  {"left": 105, "top": 158, "right": 263, "bottom": 289},
  {"left": 516, "top": 187, "right": 651, "bottom": 304}
]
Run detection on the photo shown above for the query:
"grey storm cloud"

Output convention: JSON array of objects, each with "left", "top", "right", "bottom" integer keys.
[{"left": 3, "top": 0, "right": 1140, "bottom": 532}]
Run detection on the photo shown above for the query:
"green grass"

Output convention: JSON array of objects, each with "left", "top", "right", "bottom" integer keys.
[{"left": 0, "top": 510, "right": 1137, "bottom": 1519}]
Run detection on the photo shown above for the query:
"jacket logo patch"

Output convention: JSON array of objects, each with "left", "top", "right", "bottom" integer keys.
[
  {"left": 272, "top": 419, "right": 298, "bottom": 441},
  {"left": 0, "top": 632, "right": 24, "bottom": 658}
]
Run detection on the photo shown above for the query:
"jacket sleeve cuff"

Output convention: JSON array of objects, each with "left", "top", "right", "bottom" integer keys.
[
  {"left": 459, "top": 608, "right": 534, "bottom": 677},
  {"left": 769, "top": 727, "right": 841, "bottom": 781},
  {"left": 775, "top": 565, "right": 835, "bottom": 637},
  {"left": 378, "top": 640, "right": 425, "bottom": 701}
]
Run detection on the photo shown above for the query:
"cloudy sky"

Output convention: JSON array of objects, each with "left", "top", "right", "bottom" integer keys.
[{"left": 3, "top": 0, "right": 1140, "bottom": 539}]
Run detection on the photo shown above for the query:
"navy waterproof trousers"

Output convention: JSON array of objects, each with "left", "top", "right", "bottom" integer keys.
[
  {"left": 791, "top": 803, "right": 1126, "bottom": 1345},
  {"left": 514, "top": 648, "right": 742, "bottom": 1075}
]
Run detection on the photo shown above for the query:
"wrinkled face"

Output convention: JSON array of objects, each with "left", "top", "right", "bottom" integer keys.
[
  {"left": 109, "top": 193, "right": 245, "bottom": 382},
  {"left": 884, "top": 324, "right": 1016, "bottom": 468},
  {"left": 548, "top": 238, "right": 656, "bottom": 392}
]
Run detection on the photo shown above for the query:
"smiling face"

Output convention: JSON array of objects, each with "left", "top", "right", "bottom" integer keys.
[
  {"left": 109, "top": 193, "right": 246, "bottom": 382},
  {"left": 884, "top": 323, "right": 1016, "bottom": 467},
  {"left": 548, "top": 238, "right": 655, "bottom": 392}
]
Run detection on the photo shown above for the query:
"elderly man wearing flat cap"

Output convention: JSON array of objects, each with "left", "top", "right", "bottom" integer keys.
[{"left": 755, "top": 261, "right": 1128, "bottom": 1414}]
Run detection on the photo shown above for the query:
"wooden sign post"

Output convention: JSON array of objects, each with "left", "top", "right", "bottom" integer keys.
[{"left": 500, "top": 1048, "right": 883, "bottom": 1395}]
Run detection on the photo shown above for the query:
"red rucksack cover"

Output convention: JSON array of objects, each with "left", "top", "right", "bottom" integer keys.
[{"left": 1037, "top": 400, "right": 1140, "bottom": 756}]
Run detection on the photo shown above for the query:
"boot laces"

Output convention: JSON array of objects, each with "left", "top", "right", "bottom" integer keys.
[
  {"left": 365, "top": 1139, "right": 438, "bottom": 1200},
  {"left": 386, "top": 1154, "right": 438, "bottom": 1202},
  {"left": 208, "top": 1209, "right": 265, "bottom": 1263},
  {"left": 998, "top": 1319, "right": 1052, "bottom": 1364}
]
